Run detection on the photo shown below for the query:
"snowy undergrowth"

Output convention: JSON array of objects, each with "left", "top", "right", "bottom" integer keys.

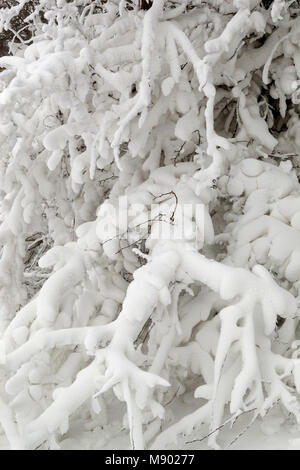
[{"left": 1, "top": 0, "right": 300, "bottom": 450}]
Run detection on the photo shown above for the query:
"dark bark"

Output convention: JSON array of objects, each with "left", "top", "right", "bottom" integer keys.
[
  {"left": 261, "top": 0, "right": 273, "bottom": 8},
  {"left": 139, "top": 0, "right": 153, "bottom": 10},
  {"left": 0, "top": 0, "right": 40, "bottom": 57}
]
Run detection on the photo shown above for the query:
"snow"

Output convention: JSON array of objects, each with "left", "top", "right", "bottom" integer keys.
[
  {"left": 241, "top": 158, "right": 263, "bottom": 177},
  {"left": 238, "top": 92, "right": 278, "bottom": 151},
  {"left": 271, "top": 0, "right": 286, "bottom": 23},
  {"left": 161, "top": 77, "right": 175, "bottom": 96}
]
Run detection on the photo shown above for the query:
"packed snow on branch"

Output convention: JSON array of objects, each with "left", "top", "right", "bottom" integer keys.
[{"left": 1, "top": 0, "right": 300, "bottom": 450}]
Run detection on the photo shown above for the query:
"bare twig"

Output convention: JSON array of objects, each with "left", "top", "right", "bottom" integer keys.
[
  {"left": 153, "top": 191, "right": 178, "bottom": 222},
  {"left": 185, "top": 408, "right": 257, "bottom": 445},
  {"left": 225, "top": 409, "right": 258, "bottom": 449}
]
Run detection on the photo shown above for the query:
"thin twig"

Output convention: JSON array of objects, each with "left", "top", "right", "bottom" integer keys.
[
  {"left": 153, "top": 191, "right": 178, "bottom": 222},
  {"left": 225, "top": 409, "right": 258, "bottom": 449},
  {"left": 185, "top": 408, "right": 257, "bottom": 445},
  {"left": 164, "top": 386, "right": 180, "bottom": 407}
]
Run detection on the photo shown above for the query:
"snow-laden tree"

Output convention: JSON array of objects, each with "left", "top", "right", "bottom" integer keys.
[{"left": 1, "top": 0, "right": 300, "bottom": 450}]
